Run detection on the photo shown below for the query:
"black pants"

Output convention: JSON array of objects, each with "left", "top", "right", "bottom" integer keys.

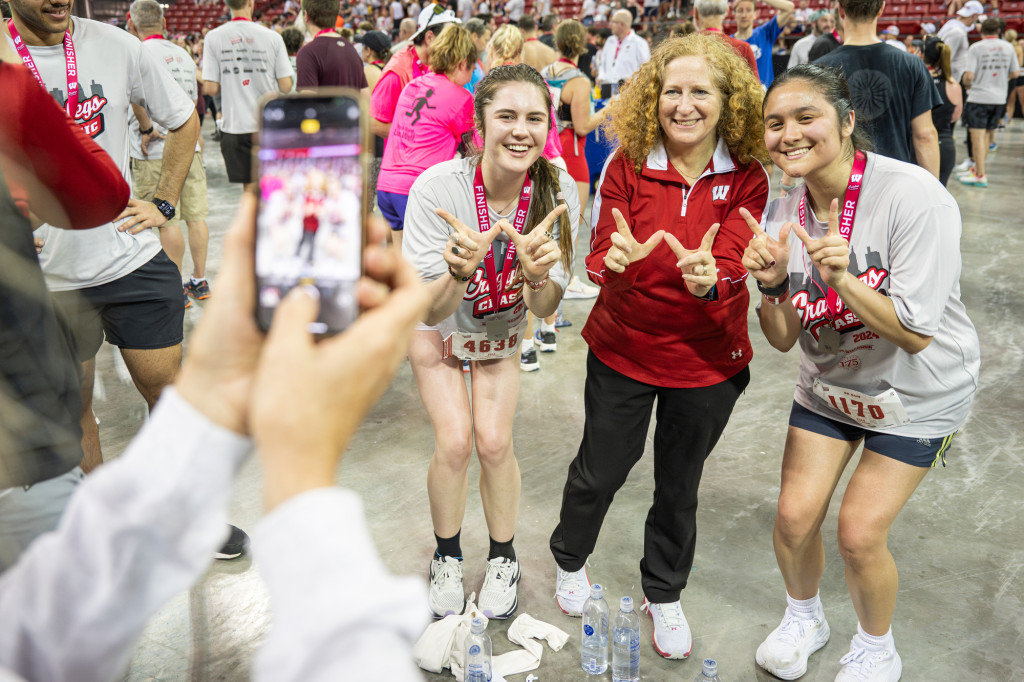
[
  {"left": 938, "top": 131, "right": 955, "bottom": 186},
  {"left": 550, "top": 351, "right": 750, "bottom": 603}
]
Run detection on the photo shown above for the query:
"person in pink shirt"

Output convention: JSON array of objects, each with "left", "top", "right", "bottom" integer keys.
[{"left": 377, "top": 24, "right": 477, "bottom": 249}]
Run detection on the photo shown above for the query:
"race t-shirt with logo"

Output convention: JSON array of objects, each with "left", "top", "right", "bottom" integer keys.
[
  {"left": 377, "top": 72, "right": 474, "bottom": 195},
  {"left": 129, "top": 37, "right": 200, "bottom": 161},
  {"left": 965, "top": 37, "right": 1021, "bottom": 105},
  {"left": 402, "top": 157, "right": 579, "bottom": 353},
  {"left": 201, "top": 19, "right": 293, "bottom": 134},
  {"left": 9, "top": 17, "right": 196, "bottom": 290},
  {"left": 761, "top": 153, "right": 980, "bottom": 438},
  {"left": 816, "top": 43, "right": 941, "bottom": 166},
  {"left": 734, "top": 16, "right": 783, "bottom": 85}
]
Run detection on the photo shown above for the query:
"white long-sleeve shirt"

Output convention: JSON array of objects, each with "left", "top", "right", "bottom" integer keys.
[
  {"left": 0, "top": 388, "right": 428, "bottom": 681},
  {"left": 597, "top": 30, "right": 650, "bottom": 86}
]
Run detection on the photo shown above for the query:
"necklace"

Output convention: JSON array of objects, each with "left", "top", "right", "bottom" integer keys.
[{"left": 490, "top": 195, "right": 520, "bottom": 214}]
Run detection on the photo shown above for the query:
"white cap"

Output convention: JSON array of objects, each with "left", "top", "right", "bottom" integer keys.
[
  {"left": 411, "top": 3, "right": 461, "bottom": 41},
  {"left": 921, "top": 21, "right": 936, "bottom": 33},
  {"left": 957, "top": 0, "right": 984, "bottom": 17},
  {"left": 884, "top": 24, "right": 899, "bottom": 36}
]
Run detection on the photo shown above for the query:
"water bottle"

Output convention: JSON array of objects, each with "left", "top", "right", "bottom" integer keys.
[
  {"left": 693, "top": 657, "right": 722, "bottom": 681},
  {"left": 612, "top": 596, "right": 640, "bottom": 682},
  {"left": 465, "top": 617, "right": 492, "bottom": 682},
  {"left": 580, "top": 583, "right": 609, "bottom": 675}
]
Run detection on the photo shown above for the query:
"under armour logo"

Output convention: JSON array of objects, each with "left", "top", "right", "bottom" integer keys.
[
  {"left": 711, "top": 185, "right": 730, "bottom": 201},
  {"left": 731, "top": 349, "right": 743, "bottom": 359}
]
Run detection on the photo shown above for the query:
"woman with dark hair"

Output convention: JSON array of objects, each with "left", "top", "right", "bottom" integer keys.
[
  {"left": 402, "top": 64, "right": 579, "bottom": 621},
  {"left": 549, "top": 32, "right": 769, "bottom": 661},
  {"left": 920, "top": 36, "right": 962, "bottom": 185},
  {"left": 742, "top": 63, "right": 979, "bottom": 681}
]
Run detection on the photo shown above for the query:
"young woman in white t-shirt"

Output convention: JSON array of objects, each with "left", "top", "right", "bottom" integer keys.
[
  {"left": 741, "top": 64, "right": 979, "bottom": 681},
  {"left": 402, "top": 64, "right": 577, "bottom": 622}
]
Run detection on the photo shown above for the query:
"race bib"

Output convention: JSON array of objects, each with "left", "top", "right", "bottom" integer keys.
[
  {"left": 812, "top": 379, "right": 911, "bottom": 429},
  {"left": 443, "top": 317, "right": 527, "bottom": 361}
]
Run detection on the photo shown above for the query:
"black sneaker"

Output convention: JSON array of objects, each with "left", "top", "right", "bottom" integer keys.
[
  {"left": 535, "top": 329, "right": 557, "bottom": 352},
  {"left": 215, "top": 524, "right": 249, "bottom": 560},
  {"left": 520, "top": 347, "right": 539, "bottom": 372}
]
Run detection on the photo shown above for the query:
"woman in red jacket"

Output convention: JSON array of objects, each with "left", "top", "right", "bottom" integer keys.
[{"left": 548, "top": 32, "right": 770, "bottom": 661}]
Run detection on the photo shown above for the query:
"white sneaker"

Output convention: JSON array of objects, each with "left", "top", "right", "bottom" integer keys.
[
  {"left": 642, "top": 598, "right": 692, "bottom": 659},
  {"left": 428, "top": 555, "right": 466, "bottom": 619},
  {"left": 554, "top": 565, "right": 591, "bottom": 616},
  {"left": 478, "top": 557, "right": 520, "bottom": 619},
  {"left": 953, "top": 158, "right": 974, "bottom": 173},
  {"left": 562, "top": 275, "right": 599, "bottom": 300},
  {"left": 834, "top": 636, "right": 902, "bottom": 681},
  {"left": 755, "top": 607, "right": 830, "bottom": 679}
]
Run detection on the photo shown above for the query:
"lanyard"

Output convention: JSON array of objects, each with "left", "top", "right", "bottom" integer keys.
[
  {"left": 798, "top": 150, "right": 866, "bottom": 320},
  {"left": 613, "top": 38, "right": 622, "bottom": 64},
  {"left": 557, "top": 57, "right": 575, "bottom": 66},
  {"left": 7, "top": 19, "right": 79, "bottom": 119},
  {"left": 315, "top": 28, "right": 337, "bottom": 37},
  {"left": 472, "top": 163, "right": 532, "bottom": 313},
  {"left": 143, "top": 34, "right": 163, "bottom": 41},
  {"left": 411, "top": 46, "right": 426, "bottom": 78},
  {"left": 831, "top": 29, "right": 841, "bottom": 44},
  {"left": 231, "top": 16, "right": 251, "bottom": 21}
]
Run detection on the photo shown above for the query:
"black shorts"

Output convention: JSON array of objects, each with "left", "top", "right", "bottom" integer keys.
[
  {"left": 220, "top": 131, "right": 255, "bottom": 184},
  {"left": 963, "top": 102, "right": 1004, "bottom": 131},
  {"left": 50, "top": 251, "right": 185, "bottom": 362}
]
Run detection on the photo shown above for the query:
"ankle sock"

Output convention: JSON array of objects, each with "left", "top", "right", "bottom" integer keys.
[
  {"left": 488, "top": 535, "right": 516, "bottom": 561},
  {"left": 434, "top": 530, "right": 462, "bottom": 560},
  {"left": 191, "top": 276, "right": 207, "bottom": 284},
  {"left": 521, "top": 338, "right": 535, "bottom": 353},
  {"left": 856, "top": 623, "right": 893, "bottom": 651},
  {"left": 540, "top": 320, "right": 556, "bottom": 333},
  {"left": 786, "top": 592, "right": 821, "bottom": 619}
]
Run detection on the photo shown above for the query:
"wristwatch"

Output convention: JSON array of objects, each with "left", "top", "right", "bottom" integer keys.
[
  {"left": 139, "top": 125, "right": 154, "bottom": 135},
  {"left": 151, "top": 198, "right": 176, "bottom": 221}
]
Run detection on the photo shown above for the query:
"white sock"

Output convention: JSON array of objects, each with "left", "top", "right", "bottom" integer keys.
[
  {"left": 521, "top": 338, "right": 535, "bottom": 353},
  {"left": 786, "top": 592, "right": 821, "bottom": 619},
  {"left": 540, "top": 320, "right": 556, "bottom": 333},
  {"left": 855, "top": 623, "right": 893, "bottom": 651},
  {"left": 191, "top": 276, "right": 206, "bottom": 284}
]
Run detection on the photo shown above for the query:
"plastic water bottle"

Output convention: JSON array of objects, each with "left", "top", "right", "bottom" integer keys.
[
  {"left": 580, "top": 583, "right": 609, "bottom": 675},
  {"left": 693, "top": 658, "right": 723, "bottom": 681},
  {"left": 612, "top": 596, "right": 640, "bottom": 682},
  {"left": 465, "top": 617, "right": 492, "bottom": 682}
]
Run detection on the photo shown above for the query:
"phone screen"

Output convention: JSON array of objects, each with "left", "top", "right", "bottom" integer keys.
[{"left": 256, "top": 94, "right": 364, "bottom": 335}]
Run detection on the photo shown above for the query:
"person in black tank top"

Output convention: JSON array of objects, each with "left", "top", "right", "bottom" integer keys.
[{"left": 922, "top": 36, "right": 962, "bottom": 185}]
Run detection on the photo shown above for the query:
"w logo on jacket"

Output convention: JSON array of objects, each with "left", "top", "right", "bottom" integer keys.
[{"left": 711, "top": 185, "right": 730, "bottom": 201}]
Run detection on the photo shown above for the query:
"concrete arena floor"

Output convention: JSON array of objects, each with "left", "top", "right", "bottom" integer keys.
[{"left": 95, "top": 118, "right": 1024, "bottom": 681}]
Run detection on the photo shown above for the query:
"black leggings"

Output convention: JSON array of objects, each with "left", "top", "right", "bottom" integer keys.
[
  {"left": 550, "top": 351, "right": 750, "bottom": 603},
  {"left": 938, "top": 131, "right": 955, "bottom": 186}
]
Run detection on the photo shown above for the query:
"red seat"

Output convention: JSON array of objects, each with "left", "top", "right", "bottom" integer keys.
[{"left": 897, "top": 19, "right": 920, "bottom": 33}]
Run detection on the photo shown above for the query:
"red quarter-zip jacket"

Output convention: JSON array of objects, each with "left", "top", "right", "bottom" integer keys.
[{"left": 582, "top": 138, "right": 770, "bottom": 388}]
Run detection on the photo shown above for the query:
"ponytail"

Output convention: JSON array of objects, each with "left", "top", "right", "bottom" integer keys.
[{"left": 525, "top": 156, "right": 573, "bottom": 274}]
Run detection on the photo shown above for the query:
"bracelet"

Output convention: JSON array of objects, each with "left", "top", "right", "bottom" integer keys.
[
  {"left": 448, "top": 265, "right": 470, "bottom": 282},
  {"left": 779, "top": 182, "right": 798, "bottom": 192},
  {"left": 756, "top": 276, "right": 790, "bottom": 298},
  {"left": 762, "top": 288, "right": 790, "bottom": 305},
  {"left": 139, "top": 126, "right": 154, "bottom": 135},
  {"left": 525, "top": 276, "right": 548, "bottom": 291}
]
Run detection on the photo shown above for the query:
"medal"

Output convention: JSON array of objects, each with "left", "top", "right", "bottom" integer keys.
[
  {"left": 818, "top": 326, "right": 841, "bottom": 355},
  {"left": 485, "top": 319, "right": 509, "bottom": 342}
]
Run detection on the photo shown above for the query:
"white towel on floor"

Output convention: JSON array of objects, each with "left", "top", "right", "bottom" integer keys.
[{"left": 414, "top": 605, "right": 570, "bottom": 682}]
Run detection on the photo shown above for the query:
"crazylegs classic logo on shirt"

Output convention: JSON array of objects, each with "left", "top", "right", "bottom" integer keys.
[
  {"left": 790, "top": 247, "right": 889, "bottom": 343},
  {"left": 50, "top": 81, "right": 108, "bottom": 138}
]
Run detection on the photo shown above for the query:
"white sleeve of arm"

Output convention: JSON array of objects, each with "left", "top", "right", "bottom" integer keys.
[
  {"left": 252, "top": 488, "right": 428, "bottom": 682},
  {"left": 0, "top": 388, "right": 252, "bottom": 682}
]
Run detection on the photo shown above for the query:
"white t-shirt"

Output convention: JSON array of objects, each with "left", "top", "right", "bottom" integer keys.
[
  {"left": 10, "top": 17, "right": 195, "bottom": 290},
  {"left": 403, "top": 157, "right": 580, "bottom": 340},
  {"left": 506, "top": 0, "right": 525, "bottom": 22},
  {"left": 788, "top": 32, "right": 817, "bottom": 68},
  {"left": 129, "top": 38, "right": 199, "bottom": 161},
  {"left": 937, "top": 18, "right": 970, "bottom": 82},
  {"left": 458, "top": 0, "right": 474, "bottom": 21},
  {"left": 597, "top": 31, "right": 650, "bottom": 86},
  {"left": 761, "top": 154, "right": 980, "bottom": 438},
  {"left": 201, "top": 19, "right": 293, "bottom": 134},
  {"left": 391, "top": 0, "right": 405, "bottom": 19},
  {"left": 965, "top": 37, "right": 1021, "bottom": 105},
  {"left": 582, "top": 0, "right": 596, "bottom": 17}
]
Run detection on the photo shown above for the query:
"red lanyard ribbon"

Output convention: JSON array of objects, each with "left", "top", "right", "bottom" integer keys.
[
  {"left": 472, "top": 163, "right": 532, "bottom": 314},
  {"left": 143, "top": 34, "right": 163, "bottom": 41},
  {"left": 231, "top": 16, "right": 251, "bottom": 21},
  {"left": 798, "top": 150, "right": 866, "bottom": 320},
  {"left": 315, "top": 28, "right": 336, "bottom": 37},
  {"left": 411, "top": 46, "right": 426, "bottom": 79},
  {"left": 7, "top": 19, "right": 79, "bottom": 119}
]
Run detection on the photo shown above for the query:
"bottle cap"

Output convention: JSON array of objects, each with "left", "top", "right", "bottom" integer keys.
[
  {"left": 589, "top": 583, "right": 603, "bottom": 599},
  {"left": 620, "top": 596, "right": 633, "bottom": 612},
  {"left": 702, "top": 658, "right": 718, "bottom": 676},
  {"left": 470, "top": 617, "right": 487, "bottom": 634}
]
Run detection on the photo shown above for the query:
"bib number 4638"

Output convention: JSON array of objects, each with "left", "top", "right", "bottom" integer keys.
[{"left": 464, "top": 334, "right": 518, "bottom": 355}]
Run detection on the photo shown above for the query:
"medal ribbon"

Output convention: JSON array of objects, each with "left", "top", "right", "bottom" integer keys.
[
  {"left": 797, "top": 149, "right": 867, "bottom": 321},
  {"left": 143, "top": 34, "right": 164, "bottom": 41},
  {"left": 7, "top": 19, "right": 79, "bottom": 119},
  {"left": 472, "top": 163, "right": 532, "bottom": 314},
  {"left": 315, "top": 28, "right": 336, "bottom": 37},
  {"left": 411, "top": 46, "right": 427, "bottom": 78}
]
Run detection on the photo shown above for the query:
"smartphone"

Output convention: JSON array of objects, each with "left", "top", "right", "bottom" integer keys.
[{"left": 255, "top": 90, "right": 367, "bottom": 335}]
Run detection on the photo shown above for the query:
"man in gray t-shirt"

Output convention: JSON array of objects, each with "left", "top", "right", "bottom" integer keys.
[{"left": 958, "top": 17, "right": 1020, "bottom": 187}]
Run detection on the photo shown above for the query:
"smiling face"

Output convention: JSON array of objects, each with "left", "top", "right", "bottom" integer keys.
[
  {"left": 658, "top": 55, "right": 723, "bottom": 159},
  {"left": 478, "top": 81, "right": 550, "bottom": 179},
  {"left": 762, "top": 80, "right": 853, "bottom": 181},
  {"left": 9, "top": 0, "right": 74, "bottom": 44}
]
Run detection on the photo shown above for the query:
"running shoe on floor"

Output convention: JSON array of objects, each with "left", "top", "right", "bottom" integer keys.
[
  {"left": 834, "top": 635, "right": 902, "bottom": 682},
  {"left": 563, "top": 275, "right": 599, "bottom": 300},
  {"left": 756, "top": 606, "right": 830, "bottom": 679},
  {"left": 554, "top": 314, "right": 573, "bottom": 328},
  {"left": 554, "top": 565, "right": 591, "bottom": 616},
  {"left": 520, "top": 347, "right": 539, "bottom": 372},
  {"left": 183, "top": 289, "right": 192, "bottom": 309},
  {"left": 535, "top": 329, "right": 557, "bottom": 352},
  {"left": 185, "top": 278, "right": 211, "bottom": 300},
  {"left": 428, "top": 555, "right": 466, "bottom": 618},
  {"left": 478, "top": 557, "right": 520, "bottom": 619},
  {"left": 642, "top": 598, "right": 692, "bottom": 659},
  {"left": 953, "top": 158, "right": 974, "bottom": 173},
  {"left": 958, "top": 172, "right": 988, "bottom": 187}
]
